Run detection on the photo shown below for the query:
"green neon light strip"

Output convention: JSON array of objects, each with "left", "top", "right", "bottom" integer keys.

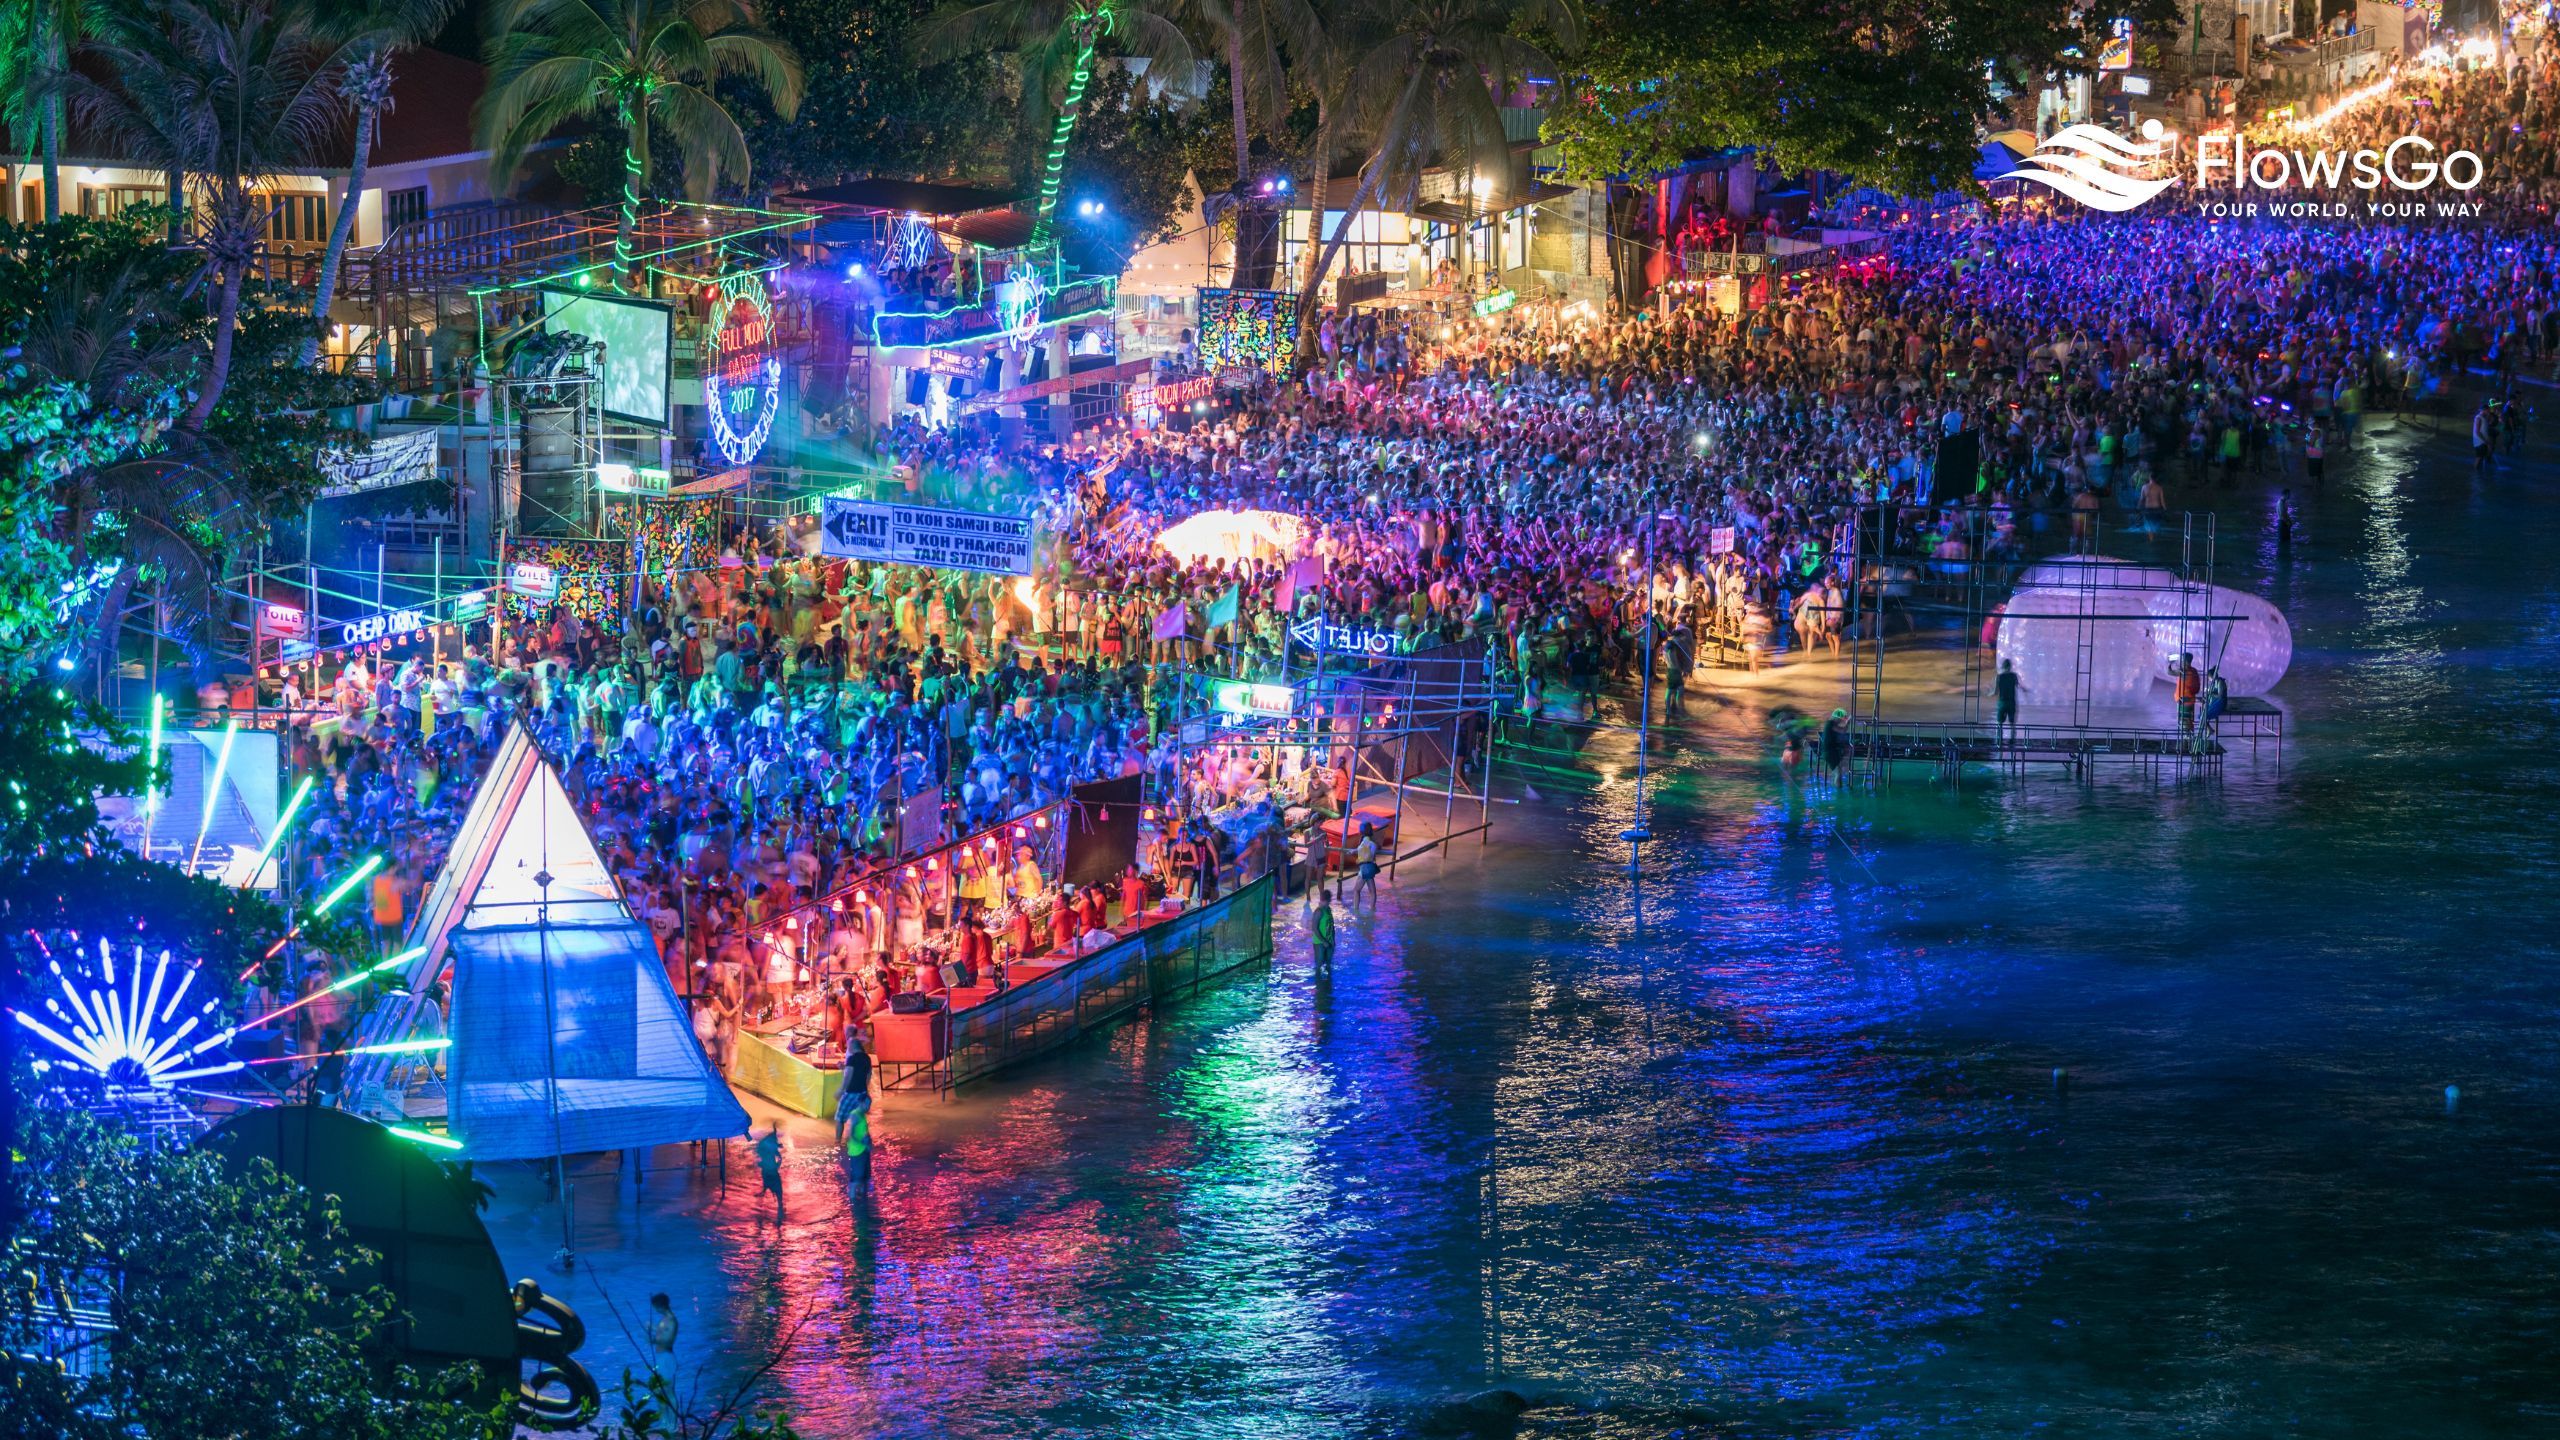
[
  {"left": 240, "top": 776, "right": 315, "bottom": 889},
  {"left": 351, "top": 1037, "right": 451, "bottom": 1057},
  {"left": 465, "top": 205, "right": 814, "bottom": 297},
  {"left": 387, "top": 1125, "right": 464, "bottom": 1151},
  {"left": 879, "top": 301, "right": 1118, "bottom": 351},
  {"left": 144, "top": 694, "right": 164, "bottom": 816},
  {"left": 1032, "top": 16, "right": 1105, "bottom": 247},
  {"left": 315, "top": 854, "right": 384, "bottom": 916},
  {"left": 187, "top": 719, "right": 238, "bottom": 873}
]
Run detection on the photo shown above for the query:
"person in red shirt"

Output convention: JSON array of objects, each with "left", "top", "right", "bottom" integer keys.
[
  {"left": 1051, "top": 891, "right": 1079, "bottom": 952},
  {"left": 1120, "top": 867, "right": 1147, "bottom": 926}
]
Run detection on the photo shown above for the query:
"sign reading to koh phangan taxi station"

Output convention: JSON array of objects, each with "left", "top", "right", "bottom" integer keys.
[{"left": 818, "top": 498, "right": 1037, "bottom": 577}]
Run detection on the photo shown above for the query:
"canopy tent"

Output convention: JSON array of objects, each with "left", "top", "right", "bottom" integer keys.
[
  {"left": 344, "top": 725, "right": 746, "bottom": 1159},
  {"left": 1154, "top": 508, "right": 1308, "bottom": 567}
]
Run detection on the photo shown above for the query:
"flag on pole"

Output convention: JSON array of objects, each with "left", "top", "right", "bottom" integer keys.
[
  {"left": 1152, "top": 601, "right": 1189, "bottom": 641},
  {"left": 1205, "top": 585, "right": 1239, "bottom": 629}
]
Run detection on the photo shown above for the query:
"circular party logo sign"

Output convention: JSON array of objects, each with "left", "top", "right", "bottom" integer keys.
[{"left": 704, "top": 271, "right": 782, "bottom": 465}]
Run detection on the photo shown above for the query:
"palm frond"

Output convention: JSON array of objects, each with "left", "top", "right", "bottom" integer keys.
[
  {"left": 650, "top": 81, "right": 751, "bottom": 197},
  {"left": 699, "top": 30, "right": 804, "bottom": 118}
]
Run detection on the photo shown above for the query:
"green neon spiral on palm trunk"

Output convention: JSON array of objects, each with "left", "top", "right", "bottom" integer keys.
[{"left": 1032, "top": 8, "right": 1109, "bottom": 249}]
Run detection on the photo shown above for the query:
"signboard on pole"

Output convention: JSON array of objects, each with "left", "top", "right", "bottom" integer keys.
[
  {"left": 256, "top": 602, "right": 308, "bottom": 639},
  {"left": 1710, "top": 526, "right": 1736, "bottom": 555},
  {"left": 1210, "top": 679, "right": 1297, "bottom": 720},
  {"left": 506, "top": 561, "right": 560, "bottom": 601},
  {"left": 817, "top": 498, "right": 1036, "bottom": 577},
  {"left": 595, "top": 462, "right": 671, "bottom": 496}
]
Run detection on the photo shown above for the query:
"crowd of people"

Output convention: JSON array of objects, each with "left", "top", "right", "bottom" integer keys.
[{"left": 243, "top": 43, "right": 2560, "bottom": 1074}]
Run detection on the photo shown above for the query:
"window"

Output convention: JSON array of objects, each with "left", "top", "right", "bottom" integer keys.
[
  {"left": 80, "top": 184, "right": 165, "bottom": 219},
  {"left": 384, "top": 186, "right": 429, "bottom": 231},
  {"left": 259, "top": 191, "right": 329, "bottom": 246},
  {"left": 1279, "top": 209, "right": 1415, "bottom": 290}
]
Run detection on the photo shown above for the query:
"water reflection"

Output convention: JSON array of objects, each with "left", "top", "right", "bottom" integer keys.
[{"left": 480, "top": 432, "right": 2560, "bottom": 1437}]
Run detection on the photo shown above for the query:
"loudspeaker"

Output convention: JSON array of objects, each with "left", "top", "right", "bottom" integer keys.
[
  {"left": 1931, "top": 429, "right": 1981, "bottom": 506},
  {"left": 907, "top": 369, "right": 930, "bottom": 406},
  {"left": 516, "top": 407, "right": 589, "bottom": 537}
]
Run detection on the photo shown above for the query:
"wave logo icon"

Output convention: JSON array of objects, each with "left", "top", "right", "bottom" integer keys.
[{"left": 2001, "top": 123, "right": 2179, "bottom": 212}]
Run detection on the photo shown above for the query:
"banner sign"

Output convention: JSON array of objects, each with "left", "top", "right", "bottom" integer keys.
[
  {"left": 2099, "top": 18, "right": 2133, "bottom": 71},
  {"left": 921, "top": 349, "right": 981, "bottom": 379},
  {"left": 318, "top": 428, "right": 440, "bottom": 499},
  {"left": 1126, "top": 373, "right": 1216, "bottom": 414},
  {"left": 818, "top": 498, "right": 1036, "bottom": 577},
  {"left": 1197, "top": 287, "right": 1299, "bottom": 375},
  {"left": 506, "top": 561, "right": 560, "bottom": 600},
  {"left": 1710, "top": 526, "right": 1736, "bottom": 555}
]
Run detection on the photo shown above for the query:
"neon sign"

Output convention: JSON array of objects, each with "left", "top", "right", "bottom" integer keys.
[
  {"left": 339, "top": 608, "right": 427, "bottom": 647},
  {"left": 1210, "top": 679, "right": 1297, "bottom": 720},
  {"left": 996, "top": 267, "right": 1047, "bottom": 340},
  {"left": 1288, "top": 617, "right": 1396, "bottom": 658},
  {"left": 703, "top": 271, "right": 782, "bottom": 465},
  {"left": 1473, "top": 287, "right": 1518, "bottom": 317}
]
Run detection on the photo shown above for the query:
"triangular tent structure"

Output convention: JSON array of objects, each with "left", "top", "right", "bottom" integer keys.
[{"left": 346, "top": 725, "right": 746, "bottom": 1159}]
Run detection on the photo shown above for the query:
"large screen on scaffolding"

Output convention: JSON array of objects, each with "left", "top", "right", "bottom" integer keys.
[{"left": 540, "top": 289, "right": 673, "bottom": 428}]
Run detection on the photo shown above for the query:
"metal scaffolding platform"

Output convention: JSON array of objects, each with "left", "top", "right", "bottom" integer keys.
[{"left": 1844, "top": 503, "right": 2244, "bottom": 785}]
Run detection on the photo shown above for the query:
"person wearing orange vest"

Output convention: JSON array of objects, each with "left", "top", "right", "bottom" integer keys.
[
  {"left": 370, "top": 867, "right": 407, "bottom": 945},
  {"left": 2174, "top": 653, "right": 2201, "bottom": 735}
]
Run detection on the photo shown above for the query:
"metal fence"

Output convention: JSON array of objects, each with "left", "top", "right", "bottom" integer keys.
[{"left": 930, "top": 874, "right": 1276, "bottom": 1090}]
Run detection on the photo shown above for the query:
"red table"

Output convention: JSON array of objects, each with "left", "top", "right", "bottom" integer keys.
[{"left": 866, "top": 1007, "right": 949, "bottom": 1063}]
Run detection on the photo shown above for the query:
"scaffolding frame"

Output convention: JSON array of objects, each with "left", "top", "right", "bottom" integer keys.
[
  {"left": 1845, "top": 501, "right": 2232, "bottom": 784},
  {"left": 1167, "top": 641, "right": 1505, "bottom": 874}
]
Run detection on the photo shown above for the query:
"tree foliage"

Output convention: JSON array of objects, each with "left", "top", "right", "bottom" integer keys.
[
  {"left": 1050, "top": 60, "right": 1232, "bottom": 249},
  {"left": 724, "top": 0, "right": 1014, "bottom": 191},
  {"left": 1542, "top": 0, "right": 2181, "bottom": 196},
  {"left": 0, "top": 210, "right": 374, "bottom": 677},
  {"left": 0, "top": 685, "right": 358, "bottom": 1246},
  {"left": 7, "top": 1107, "right": 501, "bottom": 1440}
]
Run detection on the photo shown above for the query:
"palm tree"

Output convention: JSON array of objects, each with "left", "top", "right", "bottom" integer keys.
[
  {"left": 57, "top": 0, "right": 353, "bottom": 431},
  {"left": 1293, "top": 0, "right": 1580, "bottom": 339},
  {"left": 477, "top": 0, "right": 805, "bottom": 290},
  {"left": 921, "top": 0, "right": 1195, "bottom": 249},
  {"left": 1196, "top": 0, "right": 1316, "bottom": 286},
  {"left": 303, "top": 0, "right": 460, "bottom": 367},
  {"left": 0, "top": 0, "right": 101, "bottom": 223},
  {"left": 1289, "top": 0, "right": 1353, "bottom": 293}
]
